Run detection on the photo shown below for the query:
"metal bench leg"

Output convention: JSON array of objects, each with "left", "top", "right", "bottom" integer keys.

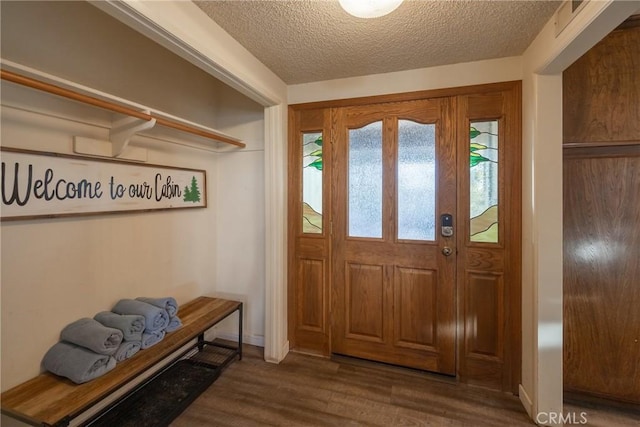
[
  {"left": 238, "top": 303, "right": 243, "bottom": 360},
  {"left": 197, "top": 333, "right": 205, "bottom": 351}
]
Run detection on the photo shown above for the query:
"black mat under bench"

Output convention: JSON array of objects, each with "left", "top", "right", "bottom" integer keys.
[{"left": 84, "top": 343, "right": 237, "bottom": 427}]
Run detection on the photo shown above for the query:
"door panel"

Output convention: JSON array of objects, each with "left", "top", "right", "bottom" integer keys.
[
  {"left": 296, "top": 258, "right": 325, "bottom": 333},
  {"left": 345, "top": 263, "right": 385, "bottom": 341},
  {"left": 332, "top": 98, "right": 456, "bottom": 374},
  {"left": 465, "top": 271, "right": 504, "bottom": 357},
  {"left": 394, "top": 267, "right": 437, "bottom": 350}
]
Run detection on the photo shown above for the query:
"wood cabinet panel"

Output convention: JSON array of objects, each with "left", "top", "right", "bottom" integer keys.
[
  {"left": 563, "top": 154, "right": 640, "bottom": 404},
  {"left": 563, "top": 17, "right": 640, "bottom": 405},
  {"left": 563, "top": 19, "right": 640, "bottom": 146}
]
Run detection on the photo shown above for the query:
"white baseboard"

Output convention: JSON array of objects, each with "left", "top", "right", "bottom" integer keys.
[
  {"left": 215, "top": 330, "right": 264, "bottom": 348},
  {"left": 277, "top": 340, "right": 289, "bottom": 362},
  {"left": 519, "top": 384, "right": 534, "bottom": 419}
]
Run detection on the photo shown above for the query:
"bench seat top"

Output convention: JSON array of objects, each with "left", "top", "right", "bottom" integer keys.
[{"left": 1, "top": 296, "right": 241, "bottom": 426}]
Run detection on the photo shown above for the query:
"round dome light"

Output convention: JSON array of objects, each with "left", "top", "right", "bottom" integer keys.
[{"left": 338, "top": 0, "right": 404, "bottom": 19}]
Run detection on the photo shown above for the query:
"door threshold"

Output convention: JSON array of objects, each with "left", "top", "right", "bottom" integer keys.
[{"left": 330, "top": 352, "right": 457, "bottom": 384}]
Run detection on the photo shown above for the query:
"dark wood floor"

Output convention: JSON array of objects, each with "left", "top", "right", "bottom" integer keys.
[{"left": 172, "top": 345, "right": 639, "bottom": 426}]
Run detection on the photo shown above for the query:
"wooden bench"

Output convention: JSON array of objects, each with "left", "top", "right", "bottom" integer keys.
[{"left": 1, "top": 297, "right": 242, "bottom": 426}]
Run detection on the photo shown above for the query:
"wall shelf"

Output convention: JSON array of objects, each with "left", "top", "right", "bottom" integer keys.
[{"left": 0, "top": 60, "right": 246, "bottom": 155}]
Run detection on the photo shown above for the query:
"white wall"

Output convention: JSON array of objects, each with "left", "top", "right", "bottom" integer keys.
[
  {"left": 210, "top": 84, "right": 266, "bottom": 346},
  {"left": 288, "top": 56, "right": 522, "bottom": 104},
  {"left": 89, "top": 0, "right": 291, "bottom": 363},
  {"left": 0, "top": 96, "right": 218, "bottom": 390},
  {"left": 0, "top": 0, "right": 266, "bottom": 392},
  {"left": 0, "top": 1, "right": 230, "bottom": 130}
]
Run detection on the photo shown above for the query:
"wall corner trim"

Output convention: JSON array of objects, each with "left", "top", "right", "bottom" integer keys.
[
  {"left": 263, "top": 104, "right": 289, "bottom": 364},
  {"left": 265, "top": 340, "right": 290, "bottom": 365}
]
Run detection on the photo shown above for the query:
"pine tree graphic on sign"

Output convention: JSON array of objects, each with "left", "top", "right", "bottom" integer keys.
[{"left": 183, "top": 176, "right": 201, "bottom": 203}]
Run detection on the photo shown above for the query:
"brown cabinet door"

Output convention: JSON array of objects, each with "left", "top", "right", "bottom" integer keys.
[
  {"left": 331, "top": 98, "right": 457, "bottom": 374},
  {"left": 562, "top": 18, "right": 640, "bottom": 405},
  {"left": 563, "top": 151, "right": 640, "bottom": 404}
]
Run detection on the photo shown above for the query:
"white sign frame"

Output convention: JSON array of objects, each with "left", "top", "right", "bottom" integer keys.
[{"left": 1, "top": 148, "right": 207, "bottom": 221}]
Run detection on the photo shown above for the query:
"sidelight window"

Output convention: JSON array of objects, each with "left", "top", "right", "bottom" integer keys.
[
  {"left": 302, "top": 132, "right": 323, "bottom": 234},
  {"left": 469, "top": 121, "right": 499, "bottom": 243}
]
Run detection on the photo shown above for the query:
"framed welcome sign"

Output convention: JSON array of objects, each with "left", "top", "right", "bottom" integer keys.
[{"left": 1, "top": 148, "right": 207, "bottom": 221}]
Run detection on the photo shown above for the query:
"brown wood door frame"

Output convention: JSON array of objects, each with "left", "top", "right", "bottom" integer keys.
[{"left": 287, "top": 81, "right": 522, "bottom": 393}]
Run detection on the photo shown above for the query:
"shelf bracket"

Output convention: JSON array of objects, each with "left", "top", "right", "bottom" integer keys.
[{"left": 110, "top": 112, "right": 156, "bottom": 157}]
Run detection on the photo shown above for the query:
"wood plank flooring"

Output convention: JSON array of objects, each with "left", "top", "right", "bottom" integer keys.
[{"left": 173, "top": 345, "right": 640, "bottom": 426}]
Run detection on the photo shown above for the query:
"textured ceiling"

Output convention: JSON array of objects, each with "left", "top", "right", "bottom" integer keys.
[{"left": 194, "top": 0, "right": 561, "bottom": 85}]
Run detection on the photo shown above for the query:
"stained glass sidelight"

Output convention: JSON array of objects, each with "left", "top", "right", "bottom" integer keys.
[
  {"left": 469, "top": 121, "right": 498, "bottom": 243},
  {"left": 302, "top": 132, "right": 323, "bottom": 233},
  {"left": 348, "top": 122, "right": 383, "bottom": 238},
  {"left": 397, "top": 120, "right": 436, "bottom": 240}
]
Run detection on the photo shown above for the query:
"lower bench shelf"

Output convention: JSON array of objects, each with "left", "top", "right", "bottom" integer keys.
[{"left": 85, "top": 342, "right": 237, "bottom": 427}]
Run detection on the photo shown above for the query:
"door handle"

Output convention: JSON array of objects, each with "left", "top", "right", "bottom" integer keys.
[{"left": 442, "top": 247, "right": 453, "bottom": 256}]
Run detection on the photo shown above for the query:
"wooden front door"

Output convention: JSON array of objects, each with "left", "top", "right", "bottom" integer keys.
[
  {"left": 288, "top": 82, "right": 521, "bottom": 392},
  {"left": 331, "top": 98, "right": 456, "bottom": 373}
]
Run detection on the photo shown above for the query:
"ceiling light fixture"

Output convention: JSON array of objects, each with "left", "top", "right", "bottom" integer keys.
[{"left": 339, "top": 0, "right": 404, "bottom": 19}]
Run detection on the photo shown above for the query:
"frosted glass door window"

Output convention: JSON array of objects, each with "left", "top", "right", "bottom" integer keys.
[
  {"left": 348, "top": 122, "right": 383, "bottom": 238},
  {"left": 302, "top": 132, "right": 323, "bottom": 233},
  {"left": 397, "top": 120, "right": 436, "bottom": 240},
  {"left": 469, "top": 121, "right": 498, "bottom": 243}
]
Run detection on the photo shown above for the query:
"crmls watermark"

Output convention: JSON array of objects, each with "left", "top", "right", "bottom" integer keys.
[{"left": 536, "top": 411, "right": 588, "bottom": 425}]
